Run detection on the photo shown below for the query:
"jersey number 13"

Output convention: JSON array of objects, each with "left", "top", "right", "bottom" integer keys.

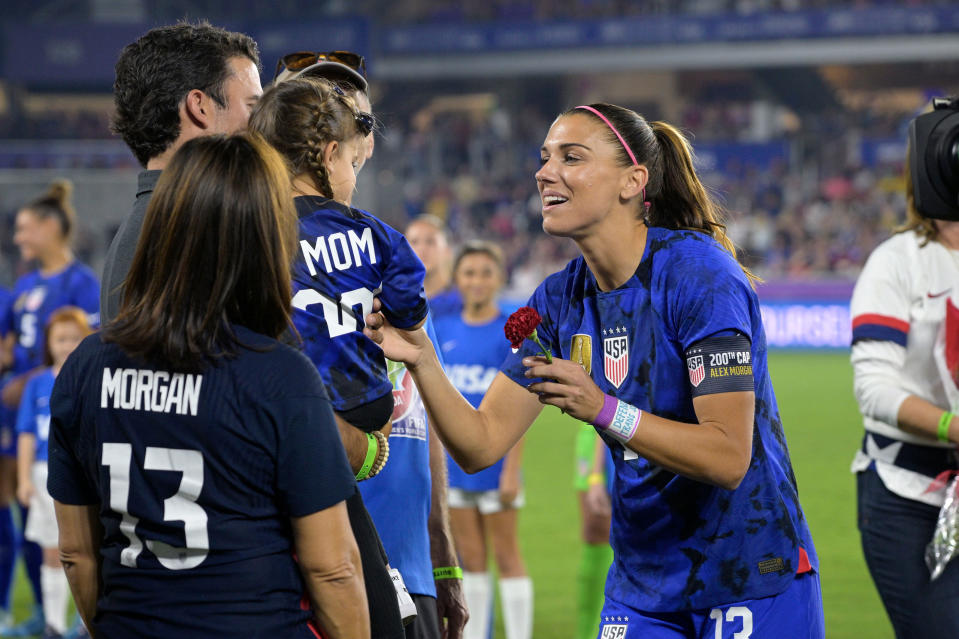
[{"left": 102, "top": 443, "right": 209, "bottom": 570}]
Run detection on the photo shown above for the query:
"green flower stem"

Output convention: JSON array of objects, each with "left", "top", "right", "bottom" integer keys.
[{"left": 529, "top": 329, "right": 553, "bottom": 364}]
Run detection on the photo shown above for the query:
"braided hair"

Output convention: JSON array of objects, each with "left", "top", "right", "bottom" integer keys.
[{"left": 249, "top": 76, "right": 366, "bottom": 202}]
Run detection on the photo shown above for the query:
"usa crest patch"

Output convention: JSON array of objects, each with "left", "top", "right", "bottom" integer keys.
[
  {"left": 687, "top": 355, "right": 705, "bottom": 388},
  {"left": 603, "top": 328, "right": 628, "bottom": 388},
  {"left": 600, "top": 616, "right": 629, "bottom": 639}
]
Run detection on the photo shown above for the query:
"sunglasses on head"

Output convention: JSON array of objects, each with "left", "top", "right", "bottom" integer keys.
[
  {"left": 330, "top": 85, "right": 375, "bottom": 137},
  {"left": 274, "top": 50, "right": 367, "bottom": 81}
]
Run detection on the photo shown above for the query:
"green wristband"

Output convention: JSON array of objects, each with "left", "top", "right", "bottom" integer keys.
[
  {"left": 938, "top": 411, "right": 955, "bottom": 443},
  {"left": 356, "top": 433, "right": 378, "bottom": 481},
  {"left": 433, "top": 566, "right": 463, "bottom": 580}
]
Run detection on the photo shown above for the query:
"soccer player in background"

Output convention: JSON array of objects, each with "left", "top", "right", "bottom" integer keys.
[
  {"left": 850, "top": 152, "right": 959, "bottom": 638},
  {"left": 50, "top": 133, "right": 367, "bottom": 639},
  {"left": 366, "top": 102, "right": 824, "bottom": 638},
  {"left": 0, "top": 180, "right": 99, "bottom": 636},
  {"left": 433, "top": 242, "right": 532, "bottom": 639},
  {"left": 16, "top": 307, "right": 92, "bottom": 639},
  {"left": 573, "top": 430, "right": 613, "bottom": 639},
  {"left": 406, "top": 215, "right": 461, "bottom": 317}
]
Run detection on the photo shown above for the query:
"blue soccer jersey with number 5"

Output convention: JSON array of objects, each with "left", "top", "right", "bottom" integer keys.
[
  {"left": 3, "top": 262, "right": 99, "bottom": 375},
  {"left": 501, "top": 226, "right": 818, "bottom": 612},
  {"left": 47, "top": 327, "right": 356, "bottom": 638},
  {"left": 292, "top": 196, "right": 428, "bottom": 414}
]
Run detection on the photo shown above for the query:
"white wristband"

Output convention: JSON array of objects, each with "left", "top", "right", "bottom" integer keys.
[{"left": 592, "top": 394, "right": 642, "bottom": 444}]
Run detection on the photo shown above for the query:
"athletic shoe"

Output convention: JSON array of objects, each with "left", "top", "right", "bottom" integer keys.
[{"left": 1, "top": 607, "right": 45, "bottom": 637}]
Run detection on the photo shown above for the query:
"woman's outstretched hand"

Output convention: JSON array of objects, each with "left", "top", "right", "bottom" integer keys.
[
  {"left": 523, "top": 355, "right": 606, "bottom": 423},
  {"left": 364, "top": 298, "right": 432, "bottom": 369}
]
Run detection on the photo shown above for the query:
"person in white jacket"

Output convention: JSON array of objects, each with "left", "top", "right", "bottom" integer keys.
[{"left": 850, "top": 170, "right": 959, "bottom": 639}]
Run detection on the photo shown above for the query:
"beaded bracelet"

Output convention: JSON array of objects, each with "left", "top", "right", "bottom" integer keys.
[{"left": 367, "top": 430, "right": 390, "bottom": 479}]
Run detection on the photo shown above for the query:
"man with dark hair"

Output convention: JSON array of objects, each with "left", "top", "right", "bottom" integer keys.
[
  {"left": 101, "top": 21, "right": 262, "bottom": 322},
  {"left": 273, "top": 51, "right": 469, "bottom": 639}
]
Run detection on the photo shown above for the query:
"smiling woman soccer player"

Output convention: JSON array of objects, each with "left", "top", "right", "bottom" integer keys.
[
  {"left": 366, "top": 103, "right": 823, "bottom": 639},
  {"left": 48, "top": 133, "right": 367, "bottom": 639}
]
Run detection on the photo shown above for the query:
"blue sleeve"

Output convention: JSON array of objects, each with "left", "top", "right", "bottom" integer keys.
[
  {"left": 665, "top": 246, "right": 754, "bottom": 349},
  {"left": 499, "top": 280, "right": 559, "bottom": 388},
  {"left": 275, "top": 387, "right": 357, "bottom": 518},
  {"left": 0, "top": 291, "right": 13, "bottom": 338},
  {"left": 15, "top": 376, "right": 38, "bottom": 436},
  {"left": 47, "top": 349, "right": 99, "bottom": 505},
  {"left": 72, "top": 268, "right": 101, "bottom": 328},
  {"left": 378, "top": 228, "right": 428, "bottom": 329},
  {"left": 425, "top": 314, "right": 445, "bottom": 368}
]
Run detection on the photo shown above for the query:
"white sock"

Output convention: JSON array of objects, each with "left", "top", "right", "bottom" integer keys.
[
  {"left": 40, "top": 565, "right": 68, "bottom": 634},
  {"left": 462, "top": 571, "right": 492, "bottom": 639},
  {"left": 499, "top": 575, "right": 533, "bottom": 639}
]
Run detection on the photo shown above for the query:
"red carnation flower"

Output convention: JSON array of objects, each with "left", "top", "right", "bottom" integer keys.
[{"left": 504, "top": 306, "right": 552, "bottom": 363}]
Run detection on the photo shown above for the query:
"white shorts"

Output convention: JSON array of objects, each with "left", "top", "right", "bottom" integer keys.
[
  {"left": 447, "top": 487, "right": 525, "bottom": 515},
  {"left": 24, "top": 462, "right": 59, "bottom": 549}
]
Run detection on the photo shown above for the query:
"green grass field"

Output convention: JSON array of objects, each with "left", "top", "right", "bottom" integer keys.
[
  {"left": 6, "top": 352, "right": 892, "bottom": 638},
  {"left": 499, "top": 351, "right": 893, "bottom": 638}
]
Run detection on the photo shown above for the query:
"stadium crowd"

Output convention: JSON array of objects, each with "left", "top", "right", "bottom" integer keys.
[{"left": 0, "top": 92, "right": 914, "bottom": 295}]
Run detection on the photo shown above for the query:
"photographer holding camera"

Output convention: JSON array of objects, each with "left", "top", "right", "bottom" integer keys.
[{"left": 850, "top": 98, "right": 959, "bottom": 639}]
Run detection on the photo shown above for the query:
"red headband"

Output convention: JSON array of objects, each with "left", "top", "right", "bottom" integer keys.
[
  {"left": 575, "top": 105, "right": 638, "bottom": 166},
  {"left": 575, "top": 105, "right": 648, "bottom": 209}
]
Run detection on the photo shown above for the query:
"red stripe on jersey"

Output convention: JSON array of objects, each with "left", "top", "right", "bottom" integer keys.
[
  {"left": 851, "top": 313, "right": 909, "bottom": 333},
  {"left": 796, "top": 547, "right": 812, "bottom": 574},
  {"left": 307, "top": 620, "right": 325, "bottom": 639}
]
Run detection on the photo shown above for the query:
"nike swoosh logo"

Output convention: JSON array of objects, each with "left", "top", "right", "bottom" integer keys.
[{"left": 927, "top": 289, "right": 952, "bottom": 298}]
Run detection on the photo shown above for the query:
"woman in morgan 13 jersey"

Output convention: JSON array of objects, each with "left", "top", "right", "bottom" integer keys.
[
  {"left": 47, "top": 133, "right": 368, "bottom": 639},
  {"left": 249, "top": 76, "right": 427, "bottom": 434},
  {"left": 366, "top": 103, "right": 823, "bottom": 639}
]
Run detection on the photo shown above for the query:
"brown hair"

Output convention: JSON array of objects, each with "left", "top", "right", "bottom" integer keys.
[
  {"left": 248, "top": 76, "right": 367, "bottom": 200},
  {"left": 103, "top": 132, "right": 297, "bottom": 371},
  {"left": 112, "top": 21, "right": 261, "bottom": 166},
  {"left": 896, "top": 142, "right": 938, "bottom": 245},
  {"left": 452, "top": 240, "right": 505, "bottom": 276},
  {"left": 43, "top": 306, "right": 93, "bottom": 366},
  {"left": 23, "top": 179, "right": 75, "bottom": 241},
  {"left": 564, "top": 103, "right": 758, "bottom": 284}
]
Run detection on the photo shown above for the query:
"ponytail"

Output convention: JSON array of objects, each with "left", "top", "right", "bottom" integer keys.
[
  {"left": 566, "top": 104, "right": 758, "bottom": 285},
  {"left": 25, "top": 178, "right": 75, "bottom": 241},
  {"left": 649, "top": 122, "right": 758, "bottom": 284}
]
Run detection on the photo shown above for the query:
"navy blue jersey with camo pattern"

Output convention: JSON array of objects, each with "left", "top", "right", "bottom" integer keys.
[
  {"left": 292, "top": 196, "right": 428, "bottom": 412},
  {"left": 501, "top": 226, "right": 817, "bottom": 612}
]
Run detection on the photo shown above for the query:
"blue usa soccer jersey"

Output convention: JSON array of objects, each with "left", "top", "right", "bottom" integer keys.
[
  {"left": 3, "top": 262, "right": 99, "bottom": 375},
  {"left": 502, "top": 227, "right": 817, "bottom": 612},
  {"left": 47, "top": 326, "right": 356, "bottom": 638},
  {"left": 292, "top": 196, "right": 428, "bottom": 413},
  {"left": 359, "top": 317, "right": 444, "bottom": 598},
  {"left": 434, "top": 309, "right": 512, "bottom": 491},
  {"left": 16, "top": 368, "right": 54, "bottom": 462}
]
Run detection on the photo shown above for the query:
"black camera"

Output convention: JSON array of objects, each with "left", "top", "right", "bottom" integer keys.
[{"left": 909, "top": 97, "right": 959, "bottom": 221}]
